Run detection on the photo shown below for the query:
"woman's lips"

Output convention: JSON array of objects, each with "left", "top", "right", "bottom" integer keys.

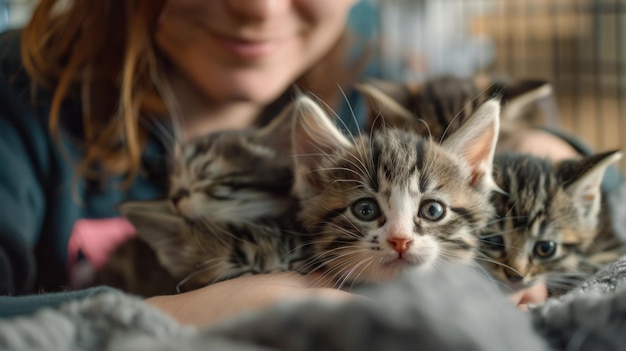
[{"left": 213, "top": 34, "right": 283, "bottom": 59}]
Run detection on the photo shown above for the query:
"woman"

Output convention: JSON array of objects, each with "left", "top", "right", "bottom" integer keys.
[
  {"left": 0, "top": 0, "right": 599, "bottom": 325},
  {"left": 0, "top": 0, "right": 370, "bottom": 325}
]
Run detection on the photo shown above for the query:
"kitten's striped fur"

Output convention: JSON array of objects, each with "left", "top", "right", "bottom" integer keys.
[
  {"left": 356, "top": 75, "right": 552, "bottom": 147},
  {"left": 291, "top": 95, "right": 501, "bottom": 286},
  {"left": 479, "top": 151, "right": 624, "bottom": 294},
  {"left": 99, "top": 104, "right": 309, "bottom": 296}
]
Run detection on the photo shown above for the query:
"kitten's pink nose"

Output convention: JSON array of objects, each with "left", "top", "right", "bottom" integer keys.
[{"left": 388, "top": 237, "right": 413, "bottom": 254}]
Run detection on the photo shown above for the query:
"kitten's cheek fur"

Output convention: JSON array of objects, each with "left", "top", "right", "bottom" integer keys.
[{"left": 403, "top": 238, "right": 440, "bottom": 269}]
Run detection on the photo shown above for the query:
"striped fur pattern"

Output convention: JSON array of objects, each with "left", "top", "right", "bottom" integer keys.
[
  {"left": 356, "top": 75, "right": 552, "bottom": 147},
  {"left": 291, "top": 95, "right": 501, "bottom": 287},
  {"left": 479, "top": 151, "right": 624, "bottom": 294},
  {"left": 100, "top": 105, "right": 311, "bottom": 296}
]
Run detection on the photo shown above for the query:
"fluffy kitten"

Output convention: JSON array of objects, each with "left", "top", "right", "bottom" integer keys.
[
  {"left": 290, "top": 95, "right": 501, "bottom": 287},
  {"left": 356, "top": 75, "right": 552, "bottom": 148},
  {"left": 478, "top": 150, "right": 624, "bottom": 294},
  {"left": 99, "top": 104, "right": 307, "bottom": 295}
]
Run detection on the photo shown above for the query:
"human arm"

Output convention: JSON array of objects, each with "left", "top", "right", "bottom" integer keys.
[{"left": 145, "top": 272, "right": 355, "bottom": 327}]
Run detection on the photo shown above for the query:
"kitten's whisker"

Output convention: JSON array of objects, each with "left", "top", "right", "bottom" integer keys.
[
  {"left": 349, "top": 260, "right": 375, "bottom": 290},
  {"left": 138, "top": 117, "right": 179, "bottom": 157},
  {"left": 306, "top": 86, "right": 361, "bottom": 142},
  {"left": 199, "top": 219, "right": 249, "bottom": 248},
  {"left": 319, "top": 222, "right": 364, "bottom": 241},
  {"left": 338, "top": 257, "right": 374, "bottom": 290},
  {"left": 484, "top": 215, "right": 529, "bottom": 226},
  {"left": 472, "top": 254, "right": 525, "bottom": 278},
  {"left": 300, "top": 246, "right": 371, "bottom": 278},
  {"left": 468, "top": 261, "right": 516, "bottom": 293},
  {"left": 330, "top": 256, "right": 367, "bottom": 290},
  {"left": 414, "top": 117, "right": 433, "bottom": 140},
  {"left": 176, "top": 257, "right": 230, "bottom": 293},
  {"left": 149, "top": 61, "right": 185, "bottom": 147}
]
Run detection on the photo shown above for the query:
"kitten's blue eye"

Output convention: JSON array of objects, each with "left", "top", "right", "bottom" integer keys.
[
  {"left": 419, "top": 200, "right": 445, "bottom": 221},
  {"left": 351, "top": 198, "right": 380, "bottom": 221},
  {"left": 481, "top": 234, "right": 505, "bottom": 250},
  {"left": 533, "top": 241, "right": 557, "bottom": 258}
]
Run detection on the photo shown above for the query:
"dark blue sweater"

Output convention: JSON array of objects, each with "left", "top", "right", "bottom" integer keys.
[{"left": 0, "top": 30, "right": 169, "bottom": 295}]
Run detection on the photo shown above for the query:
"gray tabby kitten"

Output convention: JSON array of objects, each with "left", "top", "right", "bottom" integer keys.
[
  {"left": 355, "top": 75, "right": 553, "bottom": 147},
  {"left": 99, "top": 104, "right": 309, "bottom": 295},
  {"left": 290, "top": 95, "right": 501, "bottom": 287},
  {"left": 479, "top": 150, "right": 624, "bottom": 294}
]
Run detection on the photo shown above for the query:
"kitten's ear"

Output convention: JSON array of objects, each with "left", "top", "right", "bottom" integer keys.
[
  {"left": 477, "top": 76, "right": 553, "bottom": 122},
  {"left": 558, "top": 150, "right": 622, "bottom": 226},
  {"left": 291, "top": 95, "right": 353, "bottom": 196},
  {"left": 256, "top": 101, "right": 297, "bottom": 155},
  {"left": 355, "top": 80, "right": 416, "bottom": 131},
  {"left": 118, "top": 200, "right": 196, "bottom": 277},
  {"left": 442, "top": 98, "right": 501, "bottom": 191},
  {"left": 292, "top": 94, "right": 352, "bottom": 167}
]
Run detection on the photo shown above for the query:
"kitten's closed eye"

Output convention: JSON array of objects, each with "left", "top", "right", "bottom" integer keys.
[{"left": 101, "top": 103, "right": 303, "bottom": 296}]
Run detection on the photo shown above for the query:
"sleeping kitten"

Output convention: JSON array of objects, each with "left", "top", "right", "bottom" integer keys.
[
  {"left": 478, "top": 150, "right": 624, "bottom": 294},
  {"left": 98, "top": 103, "right": 308, "bottom": 295},
  {"left": 290, "top": 95, "right": 501, "bottom": 287},
  {"left": 356, "top": 75, "right": 553, "bottom": 148}
]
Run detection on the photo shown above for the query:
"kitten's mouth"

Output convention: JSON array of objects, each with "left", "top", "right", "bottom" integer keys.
[
  {"left": 381, "top": 257, "right": 412, "bottom": 269},
  {"left": 382, "top": 252, "right": 430, "bottom": 269}
]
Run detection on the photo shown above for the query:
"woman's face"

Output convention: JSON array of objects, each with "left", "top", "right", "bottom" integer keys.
[{"left": 156, "top": 0, "right": 357, "bottom": 105}]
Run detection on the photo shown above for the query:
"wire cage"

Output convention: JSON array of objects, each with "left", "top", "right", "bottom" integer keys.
[{"left": 376, "top": 0, "right": 626, "bottom": 173}]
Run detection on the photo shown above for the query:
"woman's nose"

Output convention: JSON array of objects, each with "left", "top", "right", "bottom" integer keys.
[{"left": 226, "top": 0, "right": 290, "bottom": 20}]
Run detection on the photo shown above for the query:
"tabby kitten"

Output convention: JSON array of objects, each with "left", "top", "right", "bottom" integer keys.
[
  {"left": 478, "top": 150, "right": 623, "bottom": 294},
  {"left": 290, "top": 95, "right": 502, "bottom": 287},
  {"left": 99, "top": 104, "right": 308, "bottom": 295},
  {"left": 355, "top": 75, "right": 552, "bottom": 147}
]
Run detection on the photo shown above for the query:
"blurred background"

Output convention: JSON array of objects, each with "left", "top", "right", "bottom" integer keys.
[
  {"left": 4, "top": 0, "right": 626, "bottom": 172},
  {"left": 369, "top": 0, "right": 626, "bottom": 173}
]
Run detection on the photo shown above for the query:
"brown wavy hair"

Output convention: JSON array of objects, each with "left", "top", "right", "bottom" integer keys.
[{"left": 21, "top": 0, "right": 368, "bottom": 184}]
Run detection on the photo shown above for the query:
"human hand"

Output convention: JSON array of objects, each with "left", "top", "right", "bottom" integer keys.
[{"left": 145, "top": 272, "right": 355, "bottom": 327}]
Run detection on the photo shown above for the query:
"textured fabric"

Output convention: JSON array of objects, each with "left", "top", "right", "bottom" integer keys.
[
  {"left": 5, "top": 259, "right": 626, "bottom": 350},
  {"left": 0, "top": 286, "right": 117, "bottom": 319},
  {"left": 531, "top": 257, "right": 626, "bottom": 350},
  {"left": 0, "top": 264, "right": 548, "bottom": 351}
]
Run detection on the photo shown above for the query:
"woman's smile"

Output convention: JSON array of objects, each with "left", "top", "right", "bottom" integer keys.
[{"left": 210, "top": 32, "right": 288, "bottom": 61}]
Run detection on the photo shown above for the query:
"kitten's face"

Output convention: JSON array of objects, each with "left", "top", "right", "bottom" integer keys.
[
  {"left": 478, "top": 152, "right": 621, "bottom": 292},
  {"left": 117, "top": 201, "right": 301, "bottom": 292},
  {"left": 292, "top": 96, "right": 501, "bottom": 286},
  {"left": 168, "top": 107, "right": 295, "bottom": 222}
]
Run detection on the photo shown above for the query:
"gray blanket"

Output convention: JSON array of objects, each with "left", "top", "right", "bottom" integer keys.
[{"left": 3, "top": 259, "right": 626, "bottom": 351}]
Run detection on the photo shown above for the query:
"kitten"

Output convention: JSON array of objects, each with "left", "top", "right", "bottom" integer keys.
[
  {"left": 355, "top": 75, "right": 552, "bottom": 148},
  {"left": 99, "top": 103, "right": 308, "bottom": 295},
  {"left": 478, "top": 150, "right": 624, "bottom": 294},
  {"left": 290, "top": 95, "right": 501, "bottom": 287}
]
